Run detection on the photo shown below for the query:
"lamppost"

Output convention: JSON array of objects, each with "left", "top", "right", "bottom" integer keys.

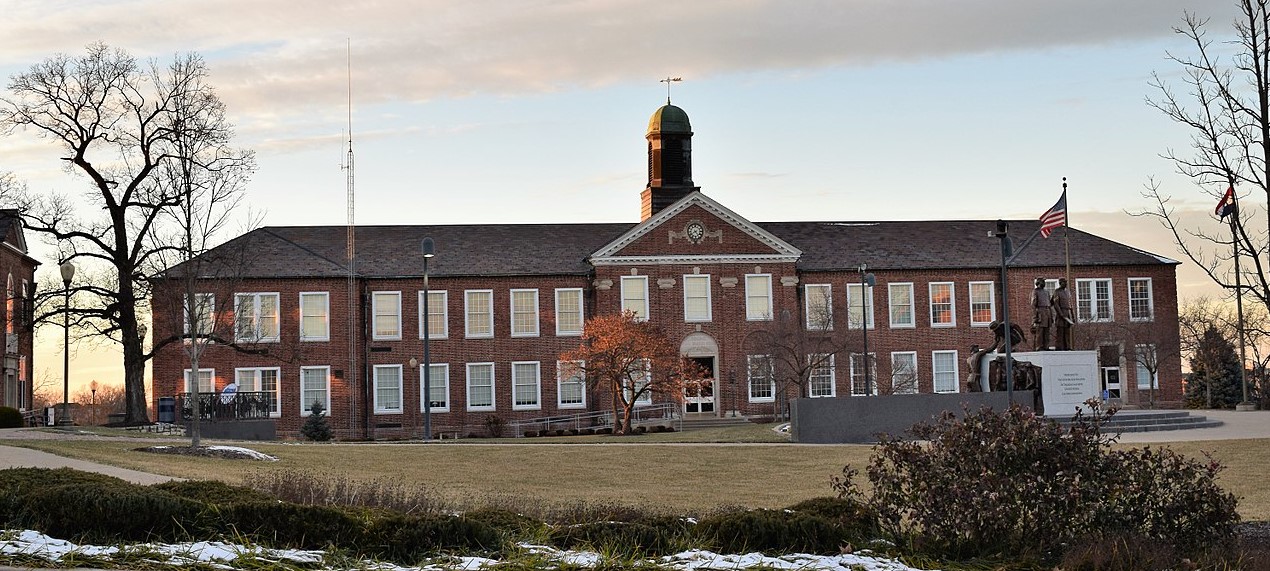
[
  {"left": 58, "top": 261, "right": 75, "bottom": 426},
  {"left": 993, "top": 220, "right": 1015, "bottom": 404},
  {"left": 90, "top": 380, "right": 98, "bottom": 426},
  {"left": 421, "top": 237, "right": 435, "bottom": 441},
  {"left": 857, "top": 264, "right": 875, "bottom": 395}
]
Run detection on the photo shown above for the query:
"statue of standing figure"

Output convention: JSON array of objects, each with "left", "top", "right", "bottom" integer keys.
[
  {"left": 1053, "top": 277, "right": 1075, "bottom": 350},
  {"left": 1030, "top": 277, "right": 1052, "bottom": 351}
]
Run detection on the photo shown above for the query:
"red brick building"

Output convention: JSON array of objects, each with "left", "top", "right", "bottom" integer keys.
[
  {"left": 0, "top": 210, "right": 39, "bottom": 414},
  {"left": 150, "top": 103, "right": 1182, "bottom": 439}
]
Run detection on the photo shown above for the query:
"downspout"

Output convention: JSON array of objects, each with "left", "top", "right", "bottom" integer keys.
[{"left": 361, "top": 284, "right": 373, "bottom": 440}]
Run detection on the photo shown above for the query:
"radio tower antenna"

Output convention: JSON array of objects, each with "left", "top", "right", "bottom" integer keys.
[{"left": 342, "top": 39, "right": 359, "bottom": 434}]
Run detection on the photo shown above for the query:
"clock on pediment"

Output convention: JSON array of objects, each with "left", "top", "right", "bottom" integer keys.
[{"left": 686, "top": 221, "right": 705, "bottom": 243}]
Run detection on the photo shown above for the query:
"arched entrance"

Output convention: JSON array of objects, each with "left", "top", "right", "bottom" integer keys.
[{"left": 680, "top": 332, "right": 718, "bottom": 415}]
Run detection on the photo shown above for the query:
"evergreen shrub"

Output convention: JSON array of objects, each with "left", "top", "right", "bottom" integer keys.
[
  {"left": 301, "top": 403, "right": 333, "bottom": 441},
  {"left": 152, "top": 479, "right": 276, "bottom": 505},
  {"left": 694, "top": 509, "right": 844, "bottom": 554},
  {"left": 549, "top": 521, "right": 682, "bottom": 556},
  {"left": 463, "top": 507, "right": 546, "bottom": 538},
  {"left": 365, "top": 513, "right": 502, "bottom": 563},
  {"left": 215, "top": 501, "right": 364, "bottom": 549},
  {"left": 22, "top": 482, "right": 203, "bottom": 542},
  {"left": 0, "top": 406, "right": 22, "bottom": 428}
]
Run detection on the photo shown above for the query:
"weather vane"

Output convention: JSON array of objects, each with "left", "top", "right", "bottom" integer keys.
[{"left": 660, "top": 76, "right": 682, "bottom": 104}]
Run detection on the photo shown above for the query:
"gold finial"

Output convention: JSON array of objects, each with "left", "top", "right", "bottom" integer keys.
[{"left": 660, "top": 76, "right": 682, "bottom": 104}]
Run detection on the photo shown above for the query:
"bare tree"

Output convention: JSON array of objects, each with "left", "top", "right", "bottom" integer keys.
[
  {"left": 1180, "top": 296, "right": 1270, "bottom": 401},
  {"left": 0, "top": 44, "right": 254, "bottom": 424}
]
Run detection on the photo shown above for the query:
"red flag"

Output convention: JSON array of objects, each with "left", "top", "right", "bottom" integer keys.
[
  {"left": 1216, "top": 185, "right": 1237, "bottom": 220},
  {"left": 1039, "top": 191, "right": 1066, "bottom": 238}
]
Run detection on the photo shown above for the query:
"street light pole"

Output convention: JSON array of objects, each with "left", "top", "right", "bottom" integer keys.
[
  {"left": 58, "top": 261, "right": 75, "bottom": 426},
  {"left": 421, "top": 237, "right": 435, "bottom": 441}
]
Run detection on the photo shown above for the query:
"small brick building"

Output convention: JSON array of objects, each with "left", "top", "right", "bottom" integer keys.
[
  {"left": 0, "top": 210, "right": 39, "bottom": 413},
  {"left": 150, "top": 102, "right": 1182, "bottom": 439}
]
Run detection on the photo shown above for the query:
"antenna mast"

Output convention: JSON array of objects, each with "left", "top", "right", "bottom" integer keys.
[{"left": 343, "top": 40, "right": 358, "bottom": 434}]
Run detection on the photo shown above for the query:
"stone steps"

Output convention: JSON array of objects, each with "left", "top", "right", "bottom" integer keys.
[{"left": 1056, "top": 410, "right": 1221, "bottom": 433}]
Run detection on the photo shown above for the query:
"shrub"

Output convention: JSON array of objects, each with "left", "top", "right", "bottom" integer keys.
[
  {"left": 246, "top": 469, "right": 448, "bottom": 515},
  {"left": 365, "top": 513, "right": 502, "bottom": 563},
  {"left": 694, "top": 509, "right": 845, "bottom": 555},
  {"left": 152, "top": 479, "right": 276, "bottom": 505},
  {"left": 215, "top": 501, "right": 365, "bottom": 549},
  {"left": 20, "top": 482, "right": 204, "bottom": 542},
  {"left": 847, "top": 403, "right": 1239, "bottom": 561},
  {"left": 0, "top": 468, "right": 135, "bottom": 525},
  {"left": 785, "top": 496, "right": 877, "bottom": 539},
  {"left": 1059, "top": 535, "right": 1181, "bottom": 571},
  {"left": 549, "top": 521, "right": 682, "bottom": 556},
  {"left": 484, "top": 415, "right": 506, "bottom": 438},
  {"left": 0, "top": 406, "right": 22, "bottom": 428},
  {"left": 301, "top": 403, "right": 333, "bottom": 441},
  {"left": 463, "top": 507, "right": 546, "bottom": 539}
]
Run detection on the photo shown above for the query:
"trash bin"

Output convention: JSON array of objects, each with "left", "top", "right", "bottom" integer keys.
[{"left": 158, "top": 397, "right": 176, "bottom": 423}]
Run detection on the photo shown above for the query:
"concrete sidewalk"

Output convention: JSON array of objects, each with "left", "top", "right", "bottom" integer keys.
[
  {"left": 0, "top": 443, "right": 176, "bottom": 484},
  {"left": 1117, "top": 409, "right": 1270, "bottom": 443}
]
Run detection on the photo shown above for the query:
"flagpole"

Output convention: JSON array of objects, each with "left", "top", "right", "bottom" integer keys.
[
  {"left": 1231, "top": 185, "right": 1253, "bottom": 410},
  {"left": 1062, "top": 177, "right": 1071, "bottom": 286}
]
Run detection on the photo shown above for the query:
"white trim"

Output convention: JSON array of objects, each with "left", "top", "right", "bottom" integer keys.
[
  {"left": 888, "top": 282, "right": 915, "bottom": 329},
  {"left": 372, "top": 364, "right": 404, "bottom": 414},
  {"left": 421, "top": 362, "right": 450, "bottom": 413},
  {"left": 929, "top": 282, "right": 956, "bottom": 328},
  {"left": 808, "top": 354, "right": 836, "bottom": 398},
  {"left": 1076, "top": 278, "right": 1114, "bottom": 323},
  {"left": 889, "top": 351, "right": 919, "bottom": 395},
  {"left": 621, "top": 276, "right": 650, "bottom": 321},
  {"left": 1134, "top": 344, "right": 1158, "bottom": 390},
  {"left": 464, "top": 290, "right": 495, "bottom": 338},
  {"left": 371, "top": 291, "right": 403, "bottom": 341},
  {"left": 234, "top": 292, "right": 280, "bottom": 343},
  {"left": 683, "top": 274, "right": 712, "bottom": 322},
  {"left": 932, "top": 350, "right": 959, "bottom": 394},
  {"left": 804, "top": 284, "right": 833, "bottom": 331},
  {"left": 183, "top": 368, "right": 215, "bottom": 393},
  {"left": 849, "top": 352, "right": 877, "bottom": 396},
  {"left": 466, "top": 362, "right": 496, "bottom": 411},
  {"left": 746, "top": 354, "right": 776, "bottom": 402},
  {"left": 299, "top": 291, "right": 330, "bottom": 341},
  {"left": 591, "top": 254, "right": 799, "bottom": 266},
  {"left": 510, "top": 289, "right": 540, "bottom": 337},
  {"left": 554, "top": 288, "right": 585, "bottom": 336},
  {"left": 299, "top": 366, "right": 331, "bottom": 416},
  {"left": 511, "top": 360, "right": 542, "bottom": 411},
  {"left": 1128, "top": 277, "right": 1154, "bottom": 322},
  {"left": 183, "top": 292, "right": 215, "bottom": 341},
  {"left": 744, "top": 274, "right": 774, "bottom": 321},
  {"left": 968, "top": 281, "right": 996, "bottom": 327},
  {"left": 556, "top": 360, "right": 586, "bottom": 409},
  {"left": 590, "top": 191, "right": 802, "bottom": 260},
  {"left": 418, "top": 290, "right": 449, "bottom": 339},
  {"left": 235, "top": 367, "right": 281, "bottom": 418},
  {"left": 846, "top": 283, "right": 874, "bottom": 330}
]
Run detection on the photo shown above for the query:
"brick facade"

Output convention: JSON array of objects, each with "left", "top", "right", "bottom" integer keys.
[{"left": 0, "top": 211, "right": 39, "bottom": 413}]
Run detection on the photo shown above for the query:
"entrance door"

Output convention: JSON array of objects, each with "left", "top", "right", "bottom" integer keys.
[
  {"left": 684, "top": 356, "right": 716, "bottom": 414},
  {"left": 1102, "top": 367, "right": 1121, "bottom": 400}
]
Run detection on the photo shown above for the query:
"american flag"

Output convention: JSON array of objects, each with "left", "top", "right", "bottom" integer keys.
[{"left": 1039, "top": 191, "right": 1066, "bottom": 238}]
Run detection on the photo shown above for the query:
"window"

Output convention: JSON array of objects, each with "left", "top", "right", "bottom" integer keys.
[
  {"left": 683, "top": 274, "right": 712, "bottom": 322},
  {"left": 747, "top": 354, "right": 775, "bottom": 402},
  {"left": 555, "top": 288, "right": 584, "bottom": 336},
  {"left": 890, "top": 351, "right": 918, "bottom": 395},
  {"left": 849, "top": 353, "right": 877, "bottom": 395},
  {"left": 421, "top": 363, "right": 449, "bottom": 412},
  {"left": 373, "top": 364, "right": 403, "bottom": 414},
  {"left": 557, "top": 360, "right": 586, "bottom": 408},
  {"left": 466, "top": 363, "right": 495, "bottom": 411},
  {"left": 510, "top": 289, "right": 540, "bottom": 337},
  {"left": 745, "top": 274, "right": 773, "bottom": 321},
  {"left": 372, "top": 291, "right": 402, "bottom": 340},
  {"left": 235, "top": 293, "right": 280, "bottom": 342},
  {"left": 1135, "top": 344, "right": 1158, "bottom": 390},
  {"left": 846, "top": 283, "right": 874, "bottom": 329},
  {"left": 929, "top": 282, "right": 955, "bottom": 327},
  {"left": 808, "top": 355, "right": 835, "bottom": 397},
  {"left": 969, "top": 281, "right": 995, "bottom": 326},
  {"left": 888, "top": 283, "right": 915, "bottom": 328},
  {"left": 932, "top": 350, "right": 959, "bottom": 393},
  {"left": 300, "top": 366, "right": 330, "bottom": 416},
  {"left": 1129, "top": 278, "right": 1153, "bottom": 322},
  {"left": 805, "top": 284, "right": 833, "bottom": 330},
  {"left": 418, "top": 290, "right": 448, "bottom": 339},
  {"left": 183, "top": 368, "right": 214, "bottom": 393},
  {"left": 184, "top": 293, "right": 215, "bottom": 340},
  {"left": 634, "top": 360, "right": 653, "bottom": 405},
  {"left": 299, "top": 292, "right": 329, "bottom": 341},
  {"left": 621, "top": 276, "right": 649, "bottom": 320},
  {"left": 236, "top": 367, "right": 280, "bottom": 417},
  {"left": 512, "top": 361, "right": 541, "bottom": 410},
  {"left": 1077, "top": 278, "right": 1113, "bottom": 322},
  {"left": 465, "top": 290, "right": 494, "bottom": 338}
]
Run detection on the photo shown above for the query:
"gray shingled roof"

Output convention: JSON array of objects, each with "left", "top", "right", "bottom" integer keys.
[{"left": 168, "top": 219, "right": 1175, "bottom": 280}]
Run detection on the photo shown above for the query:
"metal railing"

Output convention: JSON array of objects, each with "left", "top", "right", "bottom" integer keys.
[
  {"left": 176, "top": 392, "right": 274, "bottom": 422},
  {"left": 508, "top": 403, "right": 680, "bottom": 437}
]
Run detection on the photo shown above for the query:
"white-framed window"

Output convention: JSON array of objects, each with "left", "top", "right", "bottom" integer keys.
[
  {"left": 183, "top": 368, "right": 214, "bottom": 393},
  {"left": 299, "top": 292, "right": 330, "bottom": 341},
  {"left": 557, "top": 360, "right": 586, "bottom": 409},
  {"left": 236, "top": 367, "right": 281, "bottom": 418},
  {"left": 846, "top": 283, "right": 874, "bottom": 330},
  {"left": 1128, "top": 278, "right": 1153, "bottom": 322},
  {"left": 511, "top": 361, "right": 542, "bottom": 410},
  {"left": 1135, "top": 344, "right": 1158, "bottom": 390},
  {"left": 968, "top": 281, "right": 995, "bottom": 327},
  {"left": 929, "top": 282, "right": 955, "bottom": 327},
  {"left": 300, "top": 366, "right": 331, "bottom": 416},
  {"left": 1077, "top": 278, "right": 1113, "bottom": 322},
  {"left": 555, "top": 288, "right": 584, "bottom": 336},
  {"left": 621, "top": 276, "right": 649, "bottom": 320},
  {"left": 890, "top": 351, "right": 919, "bottom": 395},
  {"left": 184, "top": 293, "right": 215, "bottom": 341},
  {"left": 849, "top": 353, "right": 877, "bottom": 396},
  {"left": 418, "top": 290, "right": 448, "bottom": 339},
  {"left": 683, "top": 274, "right": 712, "bottom": 322},
  {"left": 466, "top": 362, "right": 495, "bottom": 411},
  {"left": 888, "top": 283, "right": 915, "bottom": 328},
  {"left": 625, "top": 359, "right": 654, "bottom": 405},
  {"left": 510, "top": 289, "right": 540, "bottom": 337},
  {"left": 373, "top": 364, "right": 403, "bottom": 414},
  {"left": 465, "top": 290, "right": 494, "bottom": 338},
  {"left": 372, "top": 291, "right": 402, "bottom": 340},
  {"left": 234, "top": 292, "right": 280, "bottom": 342},
  {"left": 745, "top": 274, "right": 773, "bottom": 321},
  {"left": 421, "top": 363, "right": 450, "bottom": 413},
  {"left": 805, "top": 284, "right": 833, "bottom": 330},
  {"left": 747, "top": 354, "right": 775, "bottom": 402},
  {"left": 808, "top": 355, "right": 835, "bottom": 397},
  {"left": 932, "top": 350, "right": 959, "bottom": 394}
]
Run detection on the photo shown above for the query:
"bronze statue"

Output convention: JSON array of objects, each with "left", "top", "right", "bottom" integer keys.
[
  {"left": 1030, "top": 277, "right": 1052, "bottom": 351},
  {"left": 1053, "top": 278, "right": 1075, "bottom": 350},
  {"left": 989, "top": 320, "right": 1025, "bottom": 353}
]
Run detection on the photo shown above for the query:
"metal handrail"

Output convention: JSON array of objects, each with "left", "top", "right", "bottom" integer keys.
[
  {"left": 508, "top": 402, "right": 680, "bottom": 437},
  {"left": 176, "top": 391, "right": 274, "bottom": 422}
]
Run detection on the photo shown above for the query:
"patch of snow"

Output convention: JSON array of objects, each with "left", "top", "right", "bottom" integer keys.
[{"left": 206, "top": 445, "right": 279, "bottom": 461}]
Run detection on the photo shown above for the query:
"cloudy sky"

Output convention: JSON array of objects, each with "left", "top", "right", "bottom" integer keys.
[{"left": 0, "top": 0, "right": 1246, "bottom": 392}]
